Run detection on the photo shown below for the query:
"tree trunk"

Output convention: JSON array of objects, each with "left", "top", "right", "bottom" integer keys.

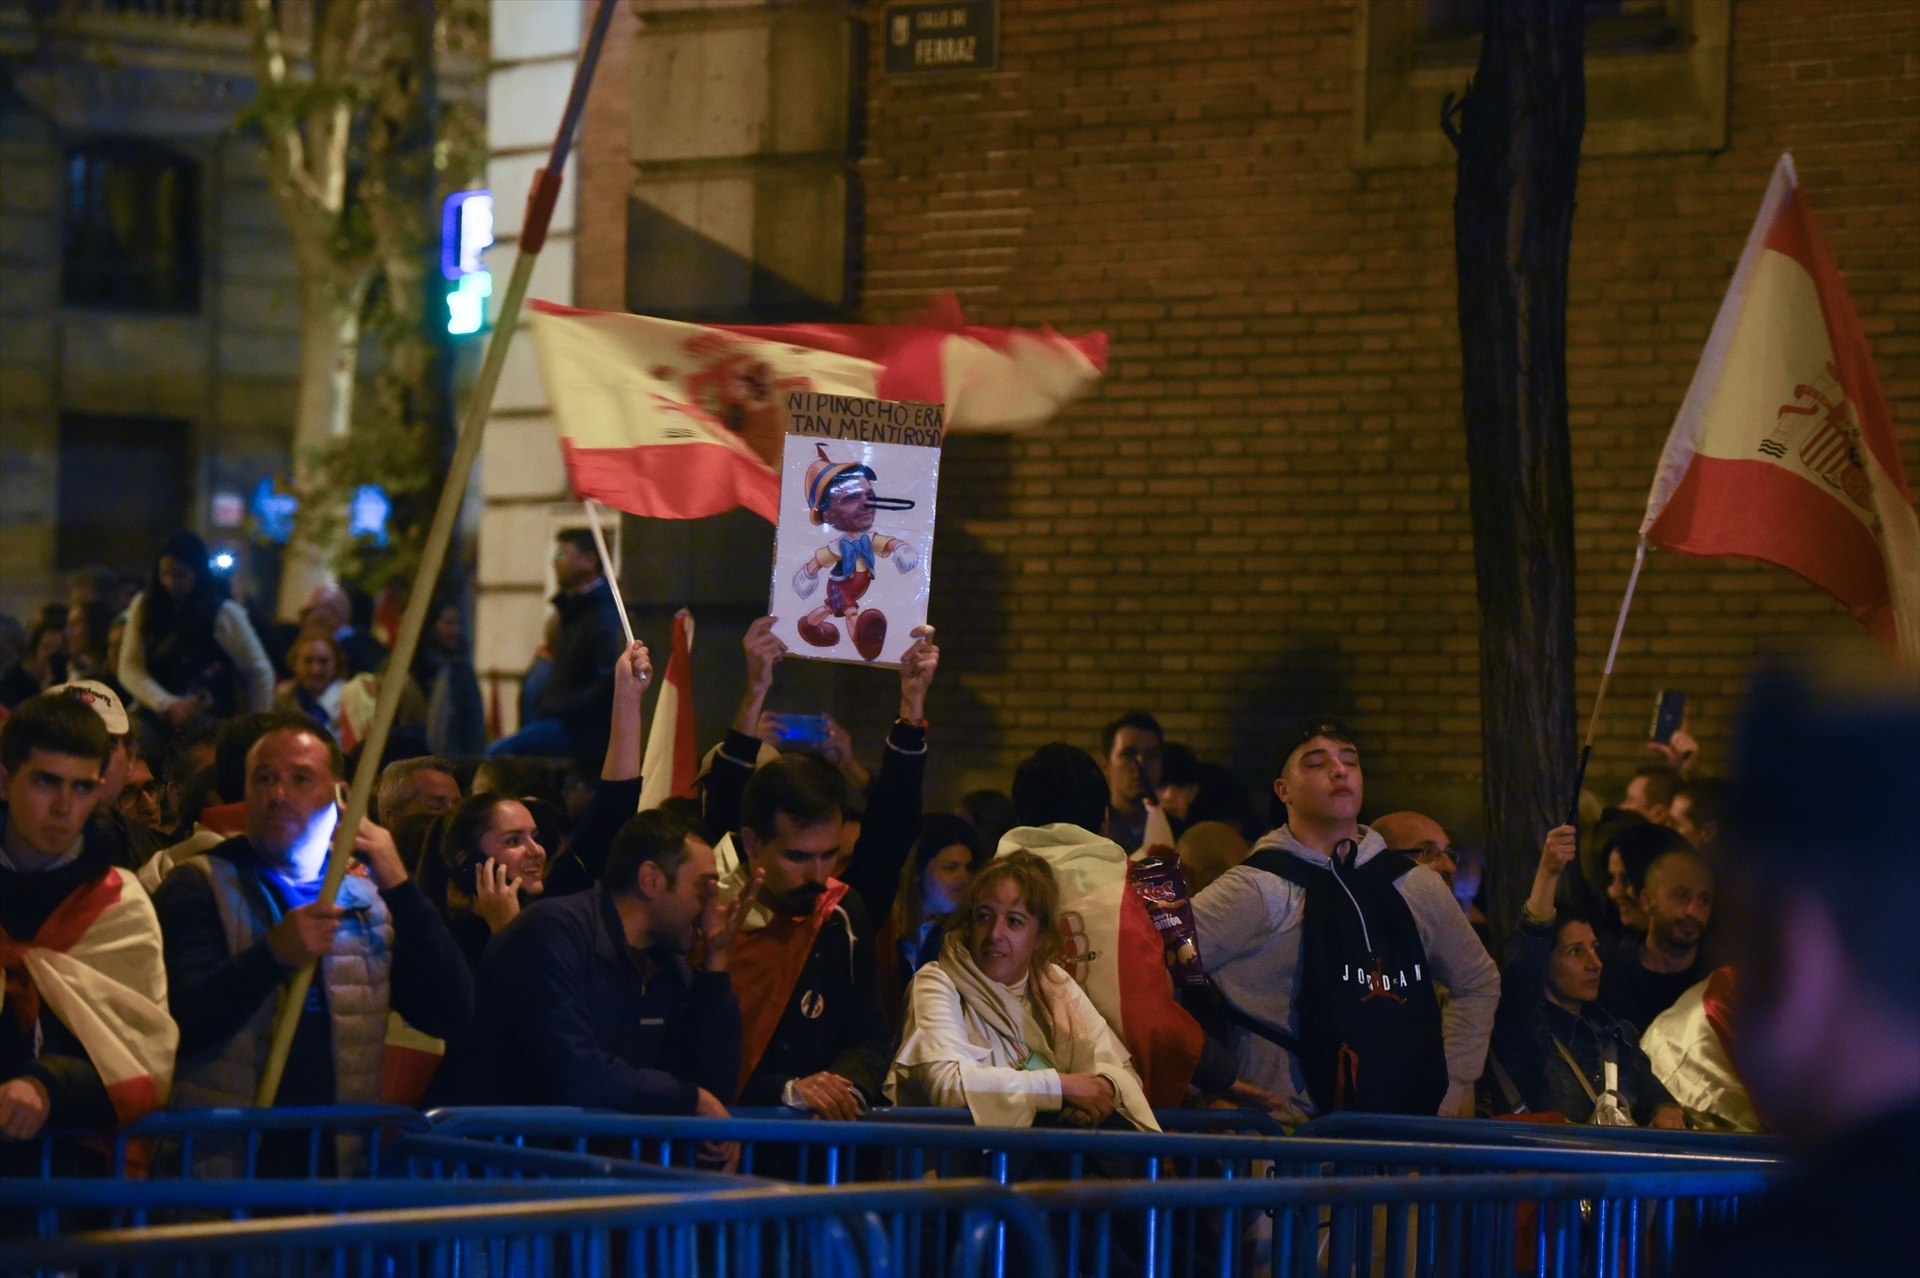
[
  {"left": 277, "top": 291, "right": 363, "bottom": 619},
  {"left": 1448, "top": 0, "right": 1586, "bottom": 944}
]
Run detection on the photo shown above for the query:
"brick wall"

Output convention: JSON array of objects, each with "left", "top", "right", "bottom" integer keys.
[
  {"left": 571, "top": 0, "right": 1918, "bottom": 832},
  {"left": 845, "top": 0, "right": 1920, "bottom": 827}
]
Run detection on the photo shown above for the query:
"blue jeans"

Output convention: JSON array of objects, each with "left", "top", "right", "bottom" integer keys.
[{"left": 485, "top": 716, "right": 574, "bottom": 759}]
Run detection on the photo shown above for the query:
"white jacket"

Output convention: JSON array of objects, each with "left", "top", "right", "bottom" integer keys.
[
  {"left": 1190, "top": 824, "right": 1499, "bottom": 1118},
  {"left": 886, "top": 957, "right": 1159, "bottom": 1131}
]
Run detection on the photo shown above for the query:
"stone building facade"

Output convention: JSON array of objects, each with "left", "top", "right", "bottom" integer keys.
[
  {"left": 482, "top": 0, "right": 1919, "bottom": 825},
  {"left": 0, "top": 0, "right": 303, "bottom": 617}
]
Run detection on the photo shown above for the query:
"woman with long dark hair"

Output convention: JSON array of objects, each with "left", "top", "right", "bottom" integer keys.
[
  {"left": 410, "top": 598, "right": 487, "bottom": 758},
  {"left": 875, "top": 812, "right": 982, "bottom": 1030},
  {"left": 118, "top": 531, "right": 273, "bottom": 726},
  {"left": 415, "top": 791, "right": 550, "bottom": 972}
]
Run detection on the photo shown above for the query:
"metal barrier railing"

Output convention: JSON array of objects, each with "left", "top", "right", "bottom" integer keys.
[
  {"left": 12, "top": 1103, "right": 432, "bottom": 1179},
  {"left": 0, "top": 1168, "right": 1774, "bottom": 1278},
  {"left": 424, "top": 1107, "right": 1782, "bottom": 1188},
  {"left": 1018, "top": 1169, "right": 1776, "bottom": 1278},
  {"left": 1295, "top": 1111, "right": 1783, "bottom": 1156},
  {"left": 0, "top": 1178, "right": 1056, "bottom": 1278},
  {"left": 0, "top": 1126, "right": 760, "bottom": 1243}
]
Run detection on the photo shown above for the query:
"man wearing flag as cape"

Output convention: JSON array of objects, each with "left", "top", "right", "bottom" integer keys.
[{"left": 0, "top": 694, "right": 175, "bottom": 1168}]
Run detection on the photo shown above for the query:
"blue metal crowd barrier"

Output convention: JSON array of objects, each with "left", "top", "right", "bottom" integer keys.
[
  {"left": 10, "top": 1103, "right": 430, "bottom": 1179},
  {"left": 1018, "top": 1168, "right": 1776, "bottom": 1278},
  {"left": 0, "top": 1168, "right": 1774, "bottom": 1278},
  {"left": 0, "top": 1178, "right": 1057, "bottom": 1278},
  {"left": 0, "top": 1115, "right": 756, "bottom": 1244},
  {"left": 1296, "top": 1111, "right": 1783, "bottom": 1156},
  {"left": 425, "top": 1107, "right": 1782, "bottom": 1188}
]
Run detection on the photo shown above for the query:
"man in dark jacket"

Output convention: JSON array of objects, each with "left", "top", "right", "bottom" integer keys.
[
  {"left": 702, "top": 614, "right": 939, "bottom": 928},
  {"left": 438, "top": 807, "right": 745, "bottom": 1116},
  {"left": 724, "top": 753, "right": 892, "bottom": 1118},
  {"left": 487, "top": 530, "right": 625, "bottom": 763},
  {"left": 152, "top": 715, "right": 472, "bottom": 1161}
]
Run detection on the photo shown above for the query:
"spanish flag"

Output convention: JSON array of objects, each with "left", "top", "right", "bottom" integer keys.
[
  {"left": 1642, "top": 155, "right": 1920, "bottom": 667},
  {"left": 639, "top": 608, "right": 699, "bottom": 812},
  {"left": 0, "top": 868, "right": 176, "bottom": 1125},
  {"left": 997, "top": 825, "right": 1206, "bottom": 1109},
  {"left": 526, "top": 296, "right": 1106, "bottom": 524}
]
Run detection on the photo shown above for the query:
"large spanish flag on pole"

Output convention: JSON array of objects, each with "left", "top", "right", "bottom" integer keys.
[
  {"left": 1641, "top": 155, "right": 1920, "bottom": 666},
  {"left": 526, "top": 296, "right": 1106, "bottom": 524}
]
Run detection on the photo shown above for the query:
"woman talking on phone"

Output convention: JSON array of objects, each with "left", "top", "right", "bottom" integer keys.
[{"left": 417, "top": 793, "right": 550, "bottom": 971}]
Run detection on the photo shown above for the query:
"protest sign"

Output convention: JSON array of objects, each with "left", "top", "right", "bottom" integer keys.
[{"left": 769, "top": 392, "right": 942, "bottom": 667}]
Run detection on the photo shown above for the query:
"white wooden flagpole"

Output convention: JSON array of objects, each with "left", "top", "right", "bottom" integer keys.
[
  {"left": 1567, "top": 538, "right": 1649, "bottom": 823},
  {"left": 253, "top": 0, "right": 623, "bottom": 1107},
  {"left": 582, "top": 498, "right": 636, "bottom": 647}
]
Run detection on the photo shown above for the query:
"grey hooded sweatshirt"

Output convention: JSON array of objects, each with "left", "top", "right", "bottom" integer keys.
[{"left": 1190, "top": 824, "right": 1499, "bottom": 1119}]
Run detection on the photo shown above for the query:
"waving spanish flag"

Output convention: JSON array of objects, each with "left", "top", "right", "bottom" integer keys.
[
  {"left": 1642, "top": 155, "right": 1920, "bottom": 666},
  {"left": 526, "top": 296, "right": 1106, "bottom": 523}
]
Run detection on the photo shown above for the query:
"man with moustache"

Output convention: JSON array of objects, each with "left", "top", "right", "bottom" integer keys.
[
  {"left": 152, "top": 715, "right": 470, "bottom": 1168},
  {"left": 1192, "top": 719, "right": 1499, "bottom": 1119},
  {"left": 722, "top": 752, "right": 891, "bottom": 1118}
]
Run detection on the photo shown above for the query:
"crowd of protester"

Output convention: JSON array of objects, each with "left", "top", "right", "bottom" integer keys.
[{"left": 1, "top": 527, "right": 1915, "bottom": 1271}]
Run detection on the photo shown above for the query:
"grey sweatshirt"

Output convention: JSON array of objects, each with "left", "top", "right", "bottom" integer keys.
[{"left": 1190, "top": 824, "right": 1500, "bottom": 1118}]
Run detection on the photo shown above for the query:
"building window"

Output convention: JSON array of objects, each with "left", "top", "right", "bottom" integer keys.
[
  {"left": 56, "top": 414, "right": 191, "bottom": 573},
  {"left": 1355, "top": 0, "right": 1728, "bottom": 169},
  {"left": 62, "top": 139, "right": 202, "bottom": 313}
]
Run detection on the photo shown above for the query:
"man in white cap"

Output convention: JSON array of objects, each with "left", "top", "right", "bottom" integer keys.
[{"left": 47, "top": 679, "right": 157, "bottom": 870}]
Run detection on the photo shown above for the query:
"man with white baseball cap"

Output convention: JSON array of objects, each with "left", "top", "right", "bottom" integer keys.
[{"left": 46, "top": 679, "right": 157, "bottom": 870}]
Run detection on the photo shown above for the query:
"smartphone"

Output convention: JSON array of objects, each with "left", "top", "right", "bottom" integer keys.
[
  {"left": 763, "top": 713, "right": 831, "bottom": 747},
  {"left": 1649, "top": 690, "right": 1686, "bottom": 745}
]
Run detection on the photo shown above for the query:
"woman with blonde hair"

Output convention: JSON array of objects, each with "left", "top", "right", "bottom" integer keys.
[{"left": 886, "top": 850, "right": 1158, "bottom": 1130}]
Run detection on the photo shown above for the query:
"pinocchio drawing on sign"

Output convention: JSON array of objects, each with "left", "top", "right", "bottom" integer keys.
[{"left": 771, "top": 392, "right": 942, "bottom": 667}]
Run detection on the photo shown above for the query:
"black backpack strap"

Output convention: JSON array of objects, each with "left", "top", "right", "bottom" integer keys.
[
  {"left": 1222, "top": 847, "right": 1318, "bottom": 1057},
  {"left": 1240, "top": 846, "right": 1321, "bottom": 890},
  {"left": 1219, "top": 1000, "right": 1303, "bottom": 1057},
  {"left": 1362, "top": 848, "right": 1422, "bottom": 883}
]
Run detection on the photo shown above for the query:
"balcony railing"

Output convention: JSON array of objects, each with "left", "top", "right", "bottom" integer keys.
[{"left": 72, "top": 0, "right": 245, "bottom": 24}]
